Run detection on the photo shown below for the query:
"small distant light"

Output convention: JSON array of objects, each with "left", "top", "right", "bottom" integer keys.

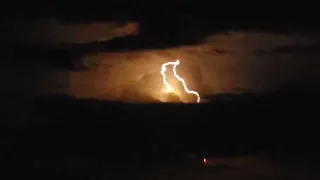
[{"left": 203, "top": 158, "right": 207, "bottom": 164}]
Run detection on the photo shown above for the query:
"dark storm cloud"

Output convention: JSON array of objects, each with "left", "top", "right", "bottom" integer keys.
[
  {"left": 253, "top": 49, "right": 268, "bottom": 56},
  {"left": 272, "top": 43, "right": 320, "bottom": 55},
  {"left": 2, "top": 14, "right": 320, "bottom": 99}
]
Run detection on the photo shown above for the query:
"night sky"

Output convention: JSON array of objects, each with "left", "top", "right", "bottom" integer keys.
[{"left": 2, "top": 4, "right": 320, "bottom": 180}]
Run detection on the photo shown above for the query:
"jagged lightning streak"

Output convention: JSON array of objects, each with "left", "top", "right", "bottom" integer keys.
[
  {"left": 161, "top": 60, "right": 201, "bottom": 103},
  {"left": 173, "top": 60, "right": 201, "bottom": 103},
  {"left": 161, "top": 61, "right": 176, "bottom": 93}
]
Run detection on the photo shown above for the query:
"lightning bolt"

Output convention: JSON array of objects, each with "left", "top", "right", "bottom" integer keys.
[{"left": 161, "top": 60, "right": 201, "bottom": 103}]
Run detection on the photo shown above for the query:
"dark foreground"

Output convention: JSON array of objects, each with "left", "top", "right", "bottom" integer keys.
[{"left": 1, "top": 92, "right": 320, "bottom": 180}]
